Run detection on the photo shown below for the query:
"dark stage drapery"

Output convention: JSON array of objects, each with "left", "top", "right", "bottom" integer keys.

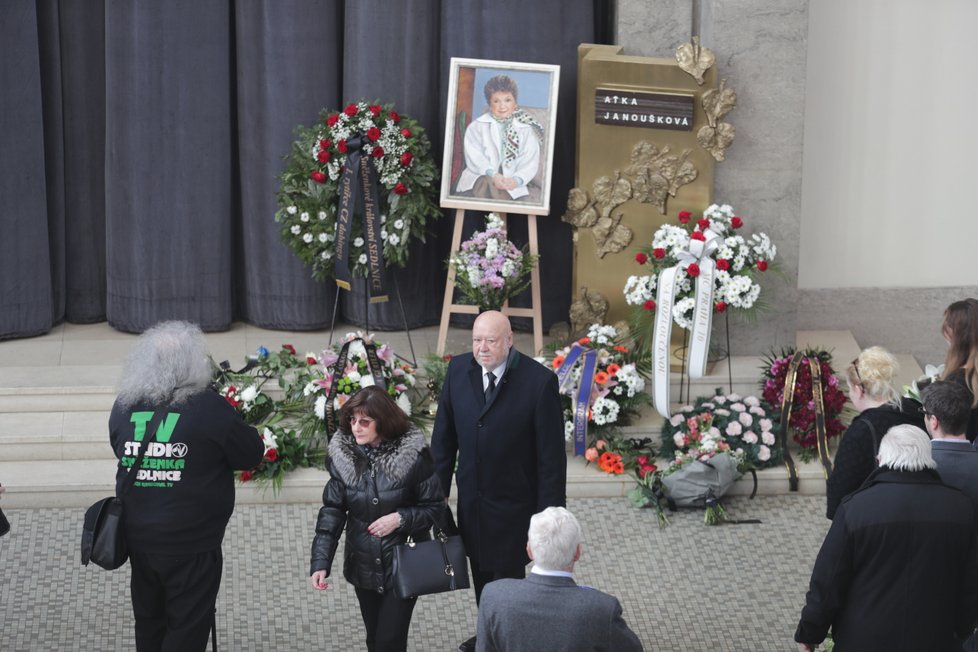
[{"left": 0, "top": 0, "right": 610, "bottom": 339}]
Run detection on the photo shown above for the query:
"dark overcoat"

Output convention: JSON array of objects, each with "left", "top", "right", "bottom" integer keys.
[
  {"left": 797, "top": 468, "right": 978, "bottom": 651},
  {"left": 430, "top": 348, "right": 566, "bottom": 571}
]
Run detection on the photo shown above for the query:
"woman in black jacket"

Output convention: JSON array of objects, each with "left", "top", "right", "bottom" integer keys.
[
  {"left": 309, "top": 386, "right": 444, "bottom": 652},
  {"left": 825, "top": 346, "right": 924, "bottom": 519},
  {"left": 939, "top": 298, "right": 978, "bottom": 441}
]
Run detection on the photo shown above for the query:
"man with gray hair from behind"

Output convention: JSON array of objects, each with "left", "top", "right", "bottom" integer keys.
[
  {"left": 796, "top": 425, "right": 978, "bottom": 651},
  {"left": 475, "top": 506, "right": 643, "bottom": 652}
]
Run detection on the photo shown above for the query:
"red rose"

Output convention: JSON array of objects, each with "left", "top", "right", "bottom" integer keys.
[
  {"left": 691, "top": 231, "right": 706, "bottom": 241},
  {"left": 687, "top": 263, "right": 701, "bottom": 277},
  {"left": 283, "top": 344, "right": 297, "bottom": 355},
  {"left": 697, "top": 218, "right": 710, "bottom": 230},
  {"left": 317, "top": 151, "right": 330, "bottom": 164},
  {"left": 678, "top": 210, "right": 692, "bottom": 223},
  {"left": 371, "top": 146, "right": 384, "bottom": 158},
  {"left": 390, "top": 111, "right": 400, "bottom": 123},
  {"left": 643, "top": 299, "right": 656, "bottom": 311},
  {"left": 731, "top": 216, "right": 744, "bottom": 229},
  {"left": 400, "top": 151, "right": 413, "bottom": 167},
  {"left": 337, "top": 140, "right": 348, "bottom": 154},
  {"left": 757, "top": 260, "right": 769, "bottom": 271},
  {"left": 394, "top": 182, "right": 408, "bottom": 195},
  {"left": 368, "top": 105, "right": 382, "bottom": 117},
  {"left": 309, "top": 171, "right": 327, "bottom": 183},
  {"left": 715, "top": 301, "right": 728, "bottom": 313},
  {"left": 306, "top": 356, "right": 317, "bottom": 365},
  {"left": 367, "top": 126, "right": 381, "bottom": 141},
  {"left": 653, "top": 248, "right": 666, "bottom": 259},
  {"left": 326, "top": 114, "right": 339, "bottom": 127},
  {"left": 264, "top": 448, "right": 279, "bottom": 462},
  {"left": 400, "top": 128, "right": 411, "bottom": 138},
  {"left": 344, "top": 103, "right": 358, "bottom": 117},
  {"left": 240, "top": 470, "right": 253, "bottom": 482},
  {"left": 319, "top": 139, "right": 331, "bottom": 149},
  {"left": 635, "top": 252, "right": 648, "bottom": 265},
  {"left": 716, "top": 258, "right": 730, "bottom": 271}
]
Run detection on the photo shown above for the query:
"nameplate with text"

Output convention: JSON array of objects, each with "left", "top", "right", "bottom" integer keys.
[{"left": 594, "top": 89, "right": 694, "bottom": 131}]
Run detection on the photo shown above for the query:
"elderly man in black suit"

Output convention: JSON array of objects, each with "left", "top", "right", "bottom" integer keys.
[
  {"left": 924, "top": 380, "right": 978, "bottom": 507},
  {"left": 431, "top": 310, "right": 566, "bottom": 652},
  {"left": 476, "top": 507, "right": 643, "bottom": 652}
]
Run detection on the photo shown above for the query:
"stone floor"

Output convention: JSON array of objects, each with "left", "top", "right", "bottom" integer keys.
[{"left": 0, "top": 495, "right": 830, "bottom": 651}]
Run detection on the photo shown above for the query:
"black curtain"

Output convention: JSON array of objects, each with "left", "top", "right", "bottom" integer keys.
[{"left": 0, "top": 0, "right": 611, "bottom": 338}]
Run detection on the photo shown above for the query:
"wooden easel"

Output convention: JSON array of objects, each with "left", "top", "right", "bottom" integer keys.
[{"left": 436, "top": 209, "right": 543, "bottom": 356}]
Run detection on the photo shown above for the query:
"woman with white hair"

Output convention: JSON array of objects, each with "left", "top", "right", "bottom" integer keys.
[
  {"left": 796, "top": 425, "right": 978, "bottom": 651},
  {"left": 109, "top": 320, "right": 264, "bottom": 651},
  {"left": 825, "top": 346, "right": 925, "bottom": 519}
]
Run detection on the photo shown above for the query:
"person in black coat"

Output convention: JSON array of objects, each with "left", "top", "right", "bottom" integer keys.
[
  {"left": 796, "top": 425, "right": 978, "bottom": 651},
  {"left": 825, "top": 346, "right": 924, "bottom": 519},
  {"left": 110, "top": 321, "right": 264, "bottom": 651},
  {"left": 938, "top": 298, "right": 978, "bottom": 441},
  {"left": 431, "top": 310, "right": 566, "bottom": 652},
  {"left": 310, "top": 386, "right": 444, "bottom": 652}
]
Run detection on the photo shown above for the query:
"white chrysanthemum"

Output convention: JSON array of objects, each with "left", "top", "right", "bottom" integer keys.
[
  {"left": 318, "top": 233, "right": 328, "bottom": 243},
  {"left": 287, "top": 205, "right": 298, "bottom": 215},
  {"left": 389, "top": 234, "right": 400, "bottom": 246},
  {"left": 290, "top": 225, "right": 301, "bottom": 235},
  {"left": 616, "top": 364, "right": 645, "bottom": 397},
  {"left": 672, "top": 297, "right": 696, "bottom": 330},
  {"left": 358, "top": 254, "right": 367, "bottom": 264},
  {"left": 314, "top": 395, "right": 327, "bottom": 419},
  {"left": 564, "top": 419, "right": 575, "bottom": 442},
  {"left": 591, "top": 397, "right": 619, "bottom": 425},
  {"left": 586, "top": 323, "right": 618, "bottom": 345},
  {"left": 240, "top": 385, "right": 258, "bottom": 403},
  {"left": 261, "top": 427, "right": 278, "bottom": 450},
  {"left": 393, "top": 219, "right": 404, "bottom": 230},
  {"left": 318, "top": 211, "right": 327, "bottom": 220},
  {"left": 300, "top": 212, "right": 310, "bottom": 222},
  {"left": 623, "top": 274, "right": 656, "bottom": 305},
  {"left": 303, "top": 380, "right": 320, "bottom": 397},
  {"left": 321, "top": 251, "right": 331, "bottom": 260},
  {"left": 302, "top": 233, "right": 313, "bottom": 243},
  {"left": 353, "top": 237, "right": 364, "bottom": 247},
  {"left": 396, "top": 392, "right": 412, "bottom": 416}
]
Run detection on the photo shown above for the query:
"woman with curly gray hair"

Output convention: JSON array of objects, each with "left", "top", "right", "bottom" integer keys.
[{"left": 110, "top": 320, "right": 263, "bottom": 651}]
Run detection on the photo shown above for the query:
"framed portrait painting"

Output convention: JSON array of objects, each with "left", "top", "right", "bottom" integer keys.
[{"left": 440, "top": 58, "right": 560, "bottom": 216}]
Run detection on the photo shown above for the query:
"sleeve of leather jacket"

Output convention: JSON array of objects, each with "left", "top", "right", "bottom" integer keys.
[
  {"left": 398, "top": 447, "right": 447, "bottom": 534},
  {"left": 309, "top": 474, "right": 347, "bottom": 576}
]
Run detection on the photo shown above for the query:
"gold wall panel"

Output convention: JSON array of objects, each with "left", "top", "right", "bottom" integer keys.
[{"left": 571, "top": 44, "right": 716, "bottom": 325}]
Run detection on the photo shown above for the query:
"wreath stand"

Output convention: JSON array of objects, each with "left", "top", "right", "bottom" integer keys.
[
  {"left": 436, "top": 209, "right": 543, "bottom": 356},
  {"left": 326, "top": 275, "right": 418, "bottom": 368}
]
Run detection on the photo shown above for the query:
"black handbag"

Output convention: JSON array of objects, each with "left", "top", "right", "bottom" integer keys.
[
  {"left": 392, "top": 527, "right": 470, "bottom": 599},
  {"left": 81, "top": 409, "right": 164, "bottom": 570}
]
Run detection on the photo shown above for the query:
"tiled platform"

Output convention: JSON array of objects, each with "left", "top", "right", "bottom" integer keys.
[{"left": 0, "top": 495, "right": 830, "bottom": 651}]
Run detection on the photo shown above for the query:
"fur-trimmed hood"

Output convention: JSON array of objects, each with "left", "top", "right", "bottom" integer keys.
[{"left": 327, "top": 425, "right": 428, "bottom": 486}]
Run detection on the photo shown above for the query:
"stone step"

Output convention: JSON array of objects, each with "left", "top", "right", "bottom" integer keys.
[
  {"left": 0, "top": 411, "right": 110, "bottom": 461},
  {"left": 0, "top": 452, "right": 827, "bottom": 509}
]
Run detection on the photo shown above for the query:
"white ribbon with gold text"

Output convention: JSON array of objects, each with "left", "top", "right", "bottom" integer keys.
[{"left": 652, "top": 229, "right": 721, "bottom": 418}]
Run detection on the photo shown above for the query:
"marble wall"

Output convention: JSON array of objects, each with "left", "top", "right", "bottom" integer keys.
[{"left": 616, "top": 0, "right": 807, "bottom": 356}]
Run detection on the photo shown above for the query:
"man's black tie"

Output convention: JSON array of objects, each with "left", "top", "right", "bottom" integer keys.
[{"left": 485, "top": 371, "right": 496, "bottom": 402}]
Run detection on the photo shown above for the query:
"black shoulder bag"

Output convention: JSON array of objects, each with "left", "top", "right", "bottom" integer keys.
[{"left": 81, "top": 409, "right": 165, "bottom": 570}]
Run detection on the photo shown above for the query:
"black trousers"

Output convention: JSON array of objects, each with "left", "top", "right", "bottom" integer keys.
[
  {"left": 353, "top": 587, "right": 417, "bottom": 652},
  {"left": 470, "top": 557, "right": 525, "bottom": 605},
  {"left": 129, "top": 548, "right": 222, "bottom": 652}
]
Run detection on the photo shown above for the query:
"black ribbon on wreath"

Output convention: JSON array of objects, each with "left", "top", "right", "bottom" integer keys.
[
  {"left": 777, "top": 351, "right": 833, "bottom": 491},
  {"left": 324, "top": 338, "right": 388, "bottom": 437},
  {"left": 334, "top": 134, "right": 388, "bottom": 303}
]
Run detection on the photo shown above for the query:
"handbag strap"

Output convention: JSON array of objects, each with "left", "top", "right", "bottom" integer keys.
[
  {"left": 435, "top": 531, "right": 458, "bottom": 591},
  {"left": 118, "top": 407, "right": 168, "bottom": 497}
]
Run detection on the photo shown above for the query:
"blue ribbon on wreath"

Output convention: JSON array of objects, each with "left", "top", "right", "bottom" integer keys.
[
  {"left": 554, "top": 343, "right": 599, "bottom": 457},
  {"left": 334, "top": 134, "right": 388, "bottom": 302}
]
